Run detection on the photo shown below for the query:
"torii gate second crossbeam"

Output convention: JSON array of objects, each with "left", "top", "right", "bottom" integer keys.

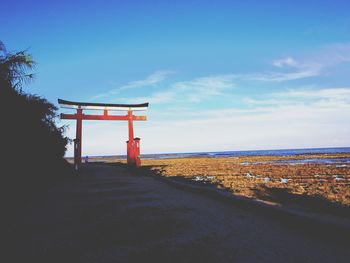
[{"left": 58, "top": 99, "right": 149, "bottom": 170}]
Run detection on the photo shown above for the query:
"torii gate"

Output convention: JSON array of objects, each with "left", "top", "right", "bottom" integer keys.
[{"left": 58, "top": 99, "right": 149, "bottom": 170}]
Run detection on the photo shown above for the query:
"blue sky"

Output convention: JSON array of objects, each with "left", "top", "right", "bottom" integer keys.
[{"left": 2, "top": 0, "right": 350, "bottom": 156}]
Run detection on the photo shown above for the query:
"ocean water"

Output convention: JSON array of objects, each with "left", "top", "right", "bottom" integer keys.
[{"left": 140, "top": 147, "right": 350, "bottom": 164}]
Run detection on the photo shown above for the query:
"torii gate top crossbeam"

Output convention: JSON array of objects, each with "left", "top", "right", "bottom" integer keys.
[{"left": 58, "top": 99, "right": 149, "bottom": 111}]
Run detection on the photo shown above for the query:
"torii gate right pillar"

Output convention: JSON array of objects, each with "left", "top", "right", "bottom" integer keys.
[{"left": 127, "top": 110, "right": 141, "bottom": 167}]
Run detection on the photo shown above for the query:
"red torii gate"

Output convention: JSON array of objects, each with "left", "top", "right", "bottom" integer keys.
[{"left": 58, "top": 99, "right": 149, "bottom": 170}]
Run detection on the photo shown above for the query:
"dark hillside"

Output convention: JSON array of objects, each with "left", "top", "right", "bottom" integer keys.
[{"left": 0, "top": 41, "right": 70, "bottom": 206}]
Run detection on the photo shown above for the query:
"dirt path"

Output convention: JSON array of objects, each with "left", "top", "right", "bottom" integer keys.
[{"left": 17, "top": 164, "right": 350, "bottom": 263}]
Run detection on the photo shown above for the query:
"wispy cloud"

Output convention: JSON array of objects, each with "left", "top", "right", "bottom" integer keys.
[
  {"left": 118, "top": 70, "right": 174, "bottom": 91},
  {"left": 280, "top": 87, "right": 350, "bottom": 99},
  {"left": 244, "top": 70, "right": 320, "bottom": 82},
  {"left": 154, "top": 87, "right": 350, "bottom": 120},
  {"left": 268, "top": 42, "right": 350, "bottom": 81},
  {"left": 271, "top": 56, "right": 321, "bottom": 70},
  {"left": 115, "top": 90, "right": 176, "bottom": 104},
  {"left": 244, "top": 87, "right": 350, "bottom": 108},
  {"left": 116, "top": 67, "right": 325, "bottom": 105},
  {"left": 171, "top": 74, "right": 236, "bottom": 102},
  {"left": 316, "top": 42, "right": 350, "bottom": 65},
  {"left": 92, "top": 70, "right": 174, "bottom": 99},
  {"left": 116, "top": 74, "right": 237, "bottom": 104},
  {"left": 91, "top": 43, "right": 350, "bottom": 105}
]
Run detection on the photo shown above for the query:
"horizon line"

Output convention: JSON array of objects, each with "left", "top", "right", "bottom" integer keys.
[{"left": 64, "top": 146, "right": 350, "bottom": 158}]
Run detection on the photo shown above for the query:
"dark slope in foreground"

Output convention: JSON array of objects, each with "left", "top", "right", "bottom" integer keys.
[{"left": 7, "top": 164, "right": 350, "bottom": 263}]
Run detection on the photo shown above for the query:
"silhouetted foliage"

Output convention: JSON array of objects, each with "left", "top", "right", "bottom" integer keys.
[{"left": 0, "top": 41, "right": 70, "bottom": 201}]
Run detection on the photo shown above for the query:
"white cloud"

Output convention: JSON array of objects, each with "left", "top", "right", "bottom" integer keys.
[
  {"left": 272, "top": 57, "right": 298, "bottom": 68},
  {"left": 64, "top": 101, "right": 350, "bottom": 156}
]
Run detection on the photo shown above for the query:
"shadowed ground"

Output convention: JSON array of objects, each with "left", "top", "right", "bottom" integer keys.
[{"left": 14, "top": 164, "right": 350, "bottom": 263}]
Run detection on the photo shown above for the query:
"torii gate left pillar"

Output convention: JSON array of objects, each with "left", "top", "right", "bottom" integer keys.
[
  {"left": 58, "top": 99, "right": 148, "bottom": 171},
  {"left": 74, "top": 108, "right": 83, "bottom": 171}
]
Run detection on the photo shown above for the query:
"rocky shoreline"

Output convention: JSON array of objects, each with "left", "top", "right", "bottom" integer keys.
[{"left": 140, "top": 153, "right": 350, "bottom": 208}]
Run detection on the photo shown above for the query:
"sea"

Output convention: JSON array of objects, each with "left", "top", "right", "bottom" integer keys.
[{"left": 138, "top": 147, "right": 350, "bottom": 165}]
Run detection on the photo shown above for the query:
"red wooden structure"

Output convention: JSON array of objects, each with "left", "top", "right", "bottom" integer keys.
[{"left": 58, "top": 99, "right": 148, "bottom": 170}]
